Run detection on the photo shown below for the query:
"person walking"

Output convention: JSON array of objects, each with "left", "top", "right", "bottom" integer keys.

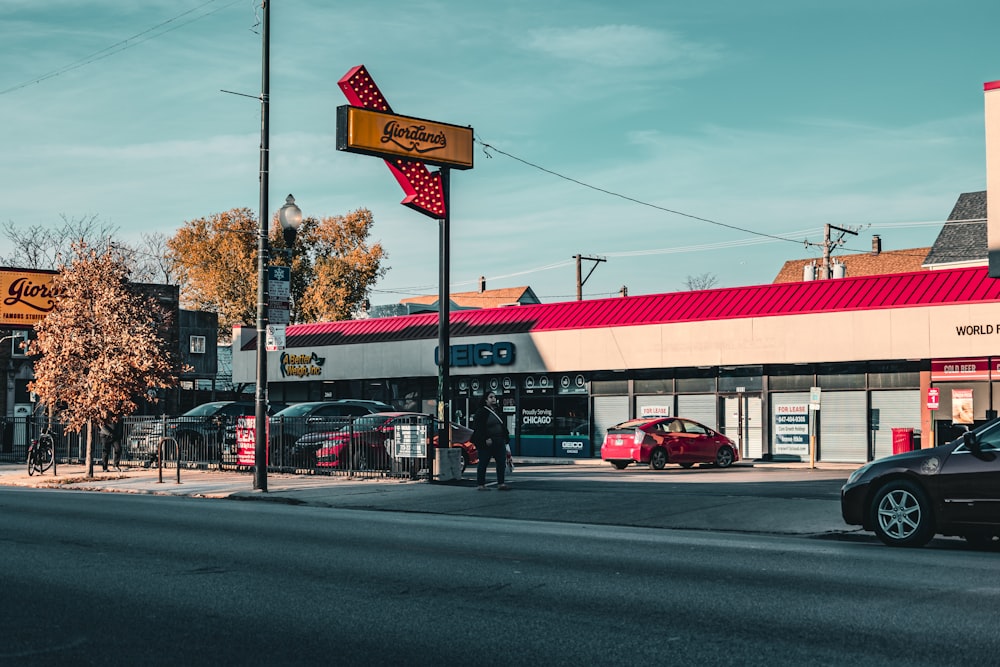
[
  {"left": 471, "top": 392, "right": 510, "bottom": 490},
  {"left": 100, "top": 417, "right": 122, "bottom": 472}
]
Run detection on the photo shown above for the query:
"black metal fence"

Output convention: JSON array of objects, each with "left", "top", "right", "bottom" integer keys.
[{"left": 1, "top": 413, "right": 447, "bottom": 479}]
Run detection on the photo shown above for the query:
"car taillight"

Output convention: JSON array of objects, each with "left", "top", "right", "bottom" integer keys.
[{"left": 634, "top": 429, "right": 644, "bottom": 444}]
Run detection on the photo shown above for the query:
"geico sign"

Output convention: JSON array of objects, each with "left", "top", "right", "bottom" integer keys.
[{"left": 435, "top": 342, "right": 516, "bottom": 367}]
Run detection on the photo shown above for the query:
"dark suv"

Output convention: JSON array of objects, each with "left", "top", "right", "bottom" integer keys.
[{"left": 269, "top": 400, "right": 394, "bottom": 467}]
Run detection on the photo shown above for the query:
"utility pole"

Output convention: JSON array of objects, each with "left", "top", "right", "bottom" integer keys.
[
  {"left": 574, "top": 254, "right": 606, "bottom": 301},
  {"left": 819, "top": 224, "right": 858, "bottom": 279}
]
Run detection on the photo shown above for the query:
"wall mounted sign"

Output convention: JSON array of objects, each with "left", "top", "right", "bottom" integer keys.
[
  {"left": 931, "top": 358, "right": 990, "bottom": 381},
  {"left": 1, "top": 268, "right": 62, "bottom": 328}
]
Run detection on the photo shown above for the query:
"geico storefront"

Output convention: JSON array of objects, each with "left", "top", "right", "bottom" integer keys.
[{"left": 231, "top": 266, "right": 1000, "bottom": 463}]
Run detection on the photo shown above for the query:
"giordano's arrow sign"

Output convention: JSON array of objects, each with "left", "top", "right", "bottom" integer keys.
[
  {"left": 335, "top": 64, "right": 473, "bottom": 219},
  {"left": 337, "top": 106, "right": 473, "bottom": 170},
  {"left": 335, "top": 64, "right": 471, "bottom": 432}
]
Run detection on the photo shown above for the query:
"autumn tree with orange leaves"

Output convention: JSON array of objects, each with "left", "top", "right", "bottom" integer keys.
[
  {"left": 167, "top": 207, "right": 386, "bottom": 336},
  {"left": 28, "top": 242, "right": 180, "bottom": 476}
]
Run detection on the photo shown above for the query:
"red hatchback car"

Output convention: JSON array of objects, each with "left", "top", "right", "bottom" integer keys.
[{"left": 601, "top": 417, "right": 739, "bottom": 470}]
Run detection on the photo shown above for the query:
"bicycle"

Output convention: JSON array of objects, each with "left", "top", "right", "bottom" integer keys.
[{"left": 27, "top": 428, "right": 55, "bottom": 476}]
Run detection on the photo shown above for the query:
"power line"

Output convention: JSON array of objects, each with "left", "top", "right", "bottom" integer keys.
[
  {"left": 476, "top": 137, "right": 807, "bottom": 245},
  {"left": 0, "top": 0, "right": 243, "bottom": 96}
]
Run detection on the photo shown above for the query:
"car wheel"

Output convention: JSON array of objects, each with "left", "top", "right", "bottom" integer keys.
[
  {"left": 870, "top": 480, "right": 934, "bottom": 548},
  {"left": 679, "top": 463, "right": 695, "bottom": 469},
  {"left": 649, "top": 448, "right": 667, "bottom": 470},
  {"left": 610, "top": 461, "right": 629, "bottom": 470},
  {"left": 714, "top": 446, "right": 735, "bottom": 468},
  {"left": 460, "top": 450, "right": 469, "bottom": 474}
]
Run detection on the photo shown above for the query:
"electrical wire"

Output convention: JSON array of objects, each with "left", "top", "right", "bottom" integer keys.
[{"left": 0, "top": 0, "right": 244, "bottom": 96}]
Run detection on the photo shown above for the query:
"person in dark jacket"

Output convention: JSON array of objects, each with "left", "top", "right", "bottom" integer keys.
[
  {"left": 470, "top": 392, "right": 510, "bottom": 490},
  {"left": 100, "top": 417, "right": 123, "bottom": 472}
]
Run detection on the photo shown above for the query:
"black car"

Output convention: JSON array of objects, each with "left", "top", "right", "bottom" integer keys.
[
  {"left": 269, "top": 400, "right": 394, "bottom": 466},
  {"left": 127, "top": 401, "right": 286, "bottom": 464},
  {"left": 841, "top": 419, "right": 1000, "bottom": 548}
]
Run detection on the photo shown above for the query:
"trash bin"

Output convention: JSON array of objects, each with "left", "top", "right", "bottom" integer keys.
[{"left": 891, "top": 427, "right": 915, "bottom": 455}]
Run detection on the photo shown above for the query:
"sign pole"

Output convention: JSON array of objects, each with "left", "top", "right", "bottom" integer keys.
[{"left": 437, "top": 168, "right": 451, "bottom": 460}]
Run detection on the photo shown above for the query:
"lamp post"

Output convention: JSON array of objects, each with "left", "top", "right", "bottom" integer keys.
[
  {"left": 279, "top": 194, "right": 303, "bottom": 248},
  {"left": 252, "top": 192, "right": 303, "bottom": 493}
]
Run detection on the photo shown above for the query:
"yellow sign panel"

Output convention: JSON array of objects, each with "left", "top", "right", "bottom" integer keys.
[
  {"left": 337, "top": 106, "right": 474, "bottom": 170},
  {"left": 0, "top": 268, "right": 61, "bottom": 328}
]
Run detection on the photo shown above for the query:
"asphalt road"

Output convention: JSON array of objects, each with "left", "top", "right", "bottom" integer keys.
[{"left": 3, "top": 485, "right": 1000, "bottom": 666}]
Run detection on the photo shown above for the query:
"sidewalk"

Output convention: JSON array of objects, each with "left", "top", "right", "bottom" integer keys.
[{"left": 0, "top": 458, "right": 860, "bottom": 538}]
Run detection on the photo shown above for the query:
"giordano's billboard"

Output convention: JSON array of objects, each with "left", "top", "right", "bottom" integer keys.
[{"left": 0, "top": 268, "right": 61, "bottom": 329}]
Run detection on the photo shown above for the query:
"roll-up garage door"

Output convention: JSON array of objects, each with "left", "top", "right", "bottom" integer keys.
[
  {"left": 871, "top": 390, "right": 920, "bottom": 460},
  {"left": 592, "top": 396, "right": 630, "bottom": 452},
  {"left": 677, "top": 395, "right": 718, "bottom": 430},
  {"left": 818, "top": 391, "right": 867, "bottom": 463},
  {"left": 635, "top": 395, "right": 673, "bottom": 417}
]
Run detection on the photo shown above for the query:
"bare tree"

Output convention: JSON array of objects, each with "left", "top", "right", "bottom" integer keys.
[
  {"left": 683, "top": 272, "right": 719, "bottom": 291},
  {"left": 0, "top": 214, "right": 118, "bottom": 269},
  {"left": 128, "top": 232, "right": 177, "bottom": 285},
  {"left": 27, "top": 241, "right": 180, "bottom": 476}
]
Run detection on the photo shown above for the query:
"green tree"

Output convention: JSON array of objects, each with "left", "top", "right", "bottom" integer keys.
[
  {"left": 167, "top": 207, "right": 386, "bottom": 335},
  {"left": 27, "top": 242, "right": 180, "bottom": 476}
]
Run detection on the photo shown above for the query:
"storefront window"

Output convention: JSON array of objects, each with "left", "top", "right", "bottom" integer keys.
[
  {"left": 769, "top": 374, "right": 814, "bottom": 391},
  {"left": 635, "top": 378, "right": 673, "bottom": 394},
  {"left": 592, "top": 380, "right": 628, "bottom": 395},
  {"left": 676, "top": 376, "right": 715, "bottom": 393},
  {"left": 519, "top": 394, "right": 554, "bottom": 457},
  {"left": 554, "top": 395, "right": 590, "bottom": 457}
]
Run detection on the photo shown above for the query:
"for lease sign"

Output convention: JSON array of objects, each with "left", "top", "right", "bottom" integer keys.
[{"left": 773, "top": 404, "right": 809, "bottom": 457}]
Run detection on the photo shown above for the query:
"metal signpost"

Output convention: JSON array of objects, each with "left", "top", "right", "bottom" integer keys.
[{"left": 336, "top": 65, "right": 473, "bottom": 479}]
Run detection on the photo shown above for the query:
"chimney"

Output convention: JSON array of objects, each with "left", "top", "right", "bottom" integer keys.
[
  {"left": 479, "top": 275, "right": 486, "bottom": 292},
  {"left": 986, "top": 80, "right": 1000, "bottom": 277},
  {"left": 871, "top": 235, "right": 881, "bottom": 255}
]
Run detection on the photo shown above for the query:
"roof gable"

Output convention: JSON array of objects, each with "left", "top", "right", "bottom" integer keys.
[{"left": 924, "top": 191, "right": 987, "bottom": 267}]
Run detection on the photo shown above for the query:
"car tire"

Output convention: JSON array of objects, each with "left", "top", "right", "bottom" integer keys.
[
  {"left": 649, "top": 448, "right": 667, "bottom": 470},
  {"left": 610, "top": 461, "right": 629, "bottom": 470},
  {"left": 870, "top": 480, "right": 934, "bottom": 548},
  {"left": 714, "top": 446, "right": 735, "bottom": 468},
  {"left": 460, "top": 450, "right": 469, "bottom": 475}
]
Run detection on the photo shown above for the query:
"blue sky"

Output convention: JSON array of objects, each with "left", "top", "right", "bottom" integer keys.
[{"left": 2, "top": 0, "right": 998, "bottom": 305}]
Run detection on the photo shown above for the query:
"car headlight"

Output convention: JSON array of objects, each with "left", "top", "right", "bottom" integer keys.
[{"left": 846, "top": 462, "right": 873, "bottom": 486}]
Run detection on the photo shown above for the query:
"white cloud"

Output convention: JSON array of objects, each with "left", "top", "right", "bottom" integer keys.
[{"left": 523, "top": 24, "right": 722, "bottom": 72}]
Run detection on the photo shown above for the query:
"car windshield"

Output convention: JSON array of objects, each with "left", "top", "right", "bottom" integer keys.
[
  {"left": 182, "top": 403, "right": 229, "bottom": 417},
  {"left": 274, "top": 404, "right": 323, "bottom": 417},
  {"left": 958, "top": 418, "right": 1000, "bottom": 451}
]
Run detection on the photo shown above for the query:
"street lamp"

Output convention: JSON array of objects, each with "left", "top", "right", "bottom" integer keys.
[
  {"left": 278, "top": 194, "right": 303, "bottom": 248},
  {"left": 253, "top": 194, "right": 304, "bottom": 493}
]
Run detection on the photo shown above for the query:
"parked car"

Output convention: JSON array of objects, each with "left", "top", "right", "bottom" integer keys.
[
  {"left": 127, "top": 401, "right": 286, "bottom": 463},
  {"left": 269, "top": 400, "right": 393, "bottom": 465},
  {"left": 841, "top": 419, "right": 1000, "bottom": 548},
  {"left": 299, "top": 412, "right": 476, "bottom": 471},
  {"left": 600, "top": 416, "right": 738, "bottom": 470}
]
